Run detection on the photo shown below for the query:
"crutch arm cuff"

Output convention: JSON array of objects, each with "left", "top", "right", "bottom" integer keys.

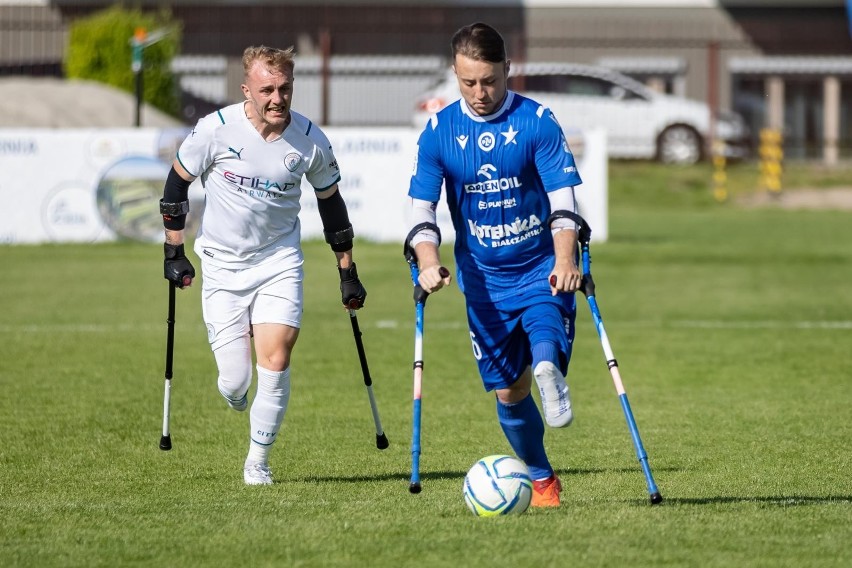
[
  {"left": 404, "top": 222, "right": 442, "bottom": 263},
  {"left": 547, "top": 210, "right": 591, "bottom": 243}
]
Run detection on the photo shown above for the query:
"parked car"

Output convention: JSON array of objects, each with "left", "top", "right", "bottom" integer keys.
[{"left": 413, "top": 62, "right": 749, "bottom": 165}]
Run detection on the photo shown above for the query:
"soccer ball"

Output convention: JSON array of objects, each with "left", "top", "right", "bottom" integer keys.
[{"left": 463, "top": 454, "right": 533, "bottom": 517}]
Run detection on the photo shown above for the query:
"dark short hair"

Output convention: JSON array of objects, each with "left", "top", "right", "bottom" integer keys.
[{"left": 451, "top": 22, "right": 506, "bottom": 64}]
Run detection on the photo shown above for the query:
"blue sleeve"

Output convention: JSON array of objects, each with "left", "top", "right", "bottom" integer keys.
[
  {"left": 408, "top": 124, "right": 444, "bottom": 202},
  {"left": 535, "top": 109, "right": 582, "bottom": 191}
]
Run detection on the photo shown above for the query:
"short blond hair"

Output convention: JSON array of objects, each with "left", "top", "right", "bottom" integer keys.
[{"left": 242, "top": 45, "right": 296, "bottom": 77}]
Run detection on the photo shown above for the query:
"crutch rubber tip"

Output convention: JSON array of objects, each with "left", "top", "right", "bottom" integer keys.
[
  {"left": 650, "top": 492, "right": 663, "bottom": 505},
  {"left": 159, "top": 435, "right": 172, "bottom": 451},
  {"left": 376, "top": 433, "right": 389, "bottom": 450},
  {"left": 409, "top": 482, "right": 422, "bottom": 494}
]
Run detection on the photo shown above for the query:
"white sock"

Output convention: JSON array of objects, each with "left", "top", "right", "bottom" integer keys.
[{"left": 246, "top": 365, "right": 291, "bottom": 466}]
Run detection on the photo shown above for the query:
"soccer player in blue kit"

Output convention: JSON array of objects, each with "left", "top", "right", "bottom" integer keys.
[{"left": 406, "top": 22, "right": 583, "bottom": 507}]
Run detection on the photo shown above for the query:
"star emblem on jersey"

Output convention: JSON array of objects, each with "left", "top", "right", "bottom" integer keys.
[
  {"left": 501, "top": 125, "right": 520, "bottom": 145},
  {"left": 456, "top": 134, "right": 469, "bottom": 150}
]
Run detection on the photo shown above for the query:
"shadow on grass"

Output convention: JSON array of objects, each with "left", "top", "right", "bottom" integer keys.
[
  {"left": 290, "top": 471, "right": 465, "bottom": 484},
  {"left": 664, "top": 495, "right": 852, "bottom": 506},
  {"left": 561, "top": 466, "right": 683, "bottom": 475},
  {"left": 290, "top": 465, "right": 683, "bottom": 484}
]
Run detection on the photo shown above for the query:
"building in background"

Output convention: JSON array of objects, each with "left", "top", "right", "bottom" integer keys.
[{"left": 2, "top": 0, "right": 851, "bottom": 161}]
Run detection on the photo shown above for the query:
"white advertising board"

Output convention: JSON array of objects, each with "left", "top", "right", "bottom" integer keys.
[{"left": 0, "top": 127, "right": 606, "bottom": 245}]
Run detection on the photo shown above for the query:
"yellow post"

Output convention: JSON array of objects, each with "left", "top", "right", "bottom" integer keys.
[
  {"left": 759, "top": 128, "right": 783, "bottom": 197},
  {"left": 712, "top": 139, "right": 727, "bottom": 203}
]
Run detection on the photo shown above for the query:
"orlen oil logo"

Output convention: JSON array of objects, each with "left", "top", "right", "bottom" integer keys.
[{"left": 464, "top": 163, "right": 522, "bottom": 194}]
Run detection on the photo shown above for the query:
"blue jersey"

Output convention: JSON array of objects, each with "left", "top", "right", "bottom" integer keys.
[{"left": 409, "top": 91, "right": 582, "bottom": 302}]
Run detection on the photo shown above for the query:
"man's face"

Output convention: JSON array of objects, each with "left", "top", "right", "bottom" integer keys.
[
  {"left": 453, "top": 54, "right": 509, "bottom": 116},
  {"left": 242, "top": 61, "right": 294, "bottom": 129}
]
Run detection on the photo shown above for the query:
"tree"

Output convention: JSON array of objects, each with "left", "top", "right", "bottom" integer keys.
[{"left": 65, "top": 6, "right": 181, "bottom": 118}]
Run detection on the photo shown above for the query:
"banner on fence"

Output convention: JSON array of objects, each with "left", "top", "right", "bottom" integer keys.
[{"left": 0, "top": 126, "right": 607, "bottom": 245}]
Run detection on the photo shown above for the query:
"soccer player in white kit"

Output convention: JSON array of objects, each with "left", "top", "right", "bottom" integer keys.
[{"left": 160, "top": 46, "right": 367, "bottom": 485}]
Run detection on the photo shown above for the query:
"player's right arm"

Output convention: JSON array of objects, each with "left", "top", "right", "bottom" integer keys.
[
  {"left": 408, "top": 123, "right": 452, "bottom": 293},
  {"left": 410, "top": 199, "right": 451, "bottom": 293},
  {"left": 160, "top": 112, "right": 220, "bottom": 288},
  {"left": 161, "top": 159, "right": 197, "bottom": 288}
]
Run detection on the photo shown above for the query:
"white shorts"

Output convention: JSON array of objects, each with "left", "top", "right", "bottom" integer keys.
[{"left": 201, "top": 247, "right": 304, "bottom": 350}]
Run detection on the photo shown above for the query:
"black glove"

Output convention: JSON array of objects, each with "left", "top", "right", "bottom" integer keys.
[
  {"left": 164, "top": 243, "right": 195, "bottom": 289},
  {"left": 339, "top": 263, "right": 367, "bottom": 309}
]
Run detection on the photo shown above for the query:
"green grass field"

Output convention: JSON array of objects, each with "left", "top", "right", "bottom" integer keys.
[{"left": 1, "top": 162, "right": 851, "bottom": 567}]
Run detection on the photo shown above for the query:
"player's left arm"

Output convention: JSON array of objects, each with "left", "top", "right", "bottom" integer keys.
[
  {"left": 306, "top": 125, "right": 366, "bottom": 309},
  {"left": 547, "top": 187, "right": 582, "bottom": 295},
  {"left": 533, "top": 109, "right": 583, "bottom": 294},
  {"left": 316, "top": 183, "right": 367, "bottom": 309}
]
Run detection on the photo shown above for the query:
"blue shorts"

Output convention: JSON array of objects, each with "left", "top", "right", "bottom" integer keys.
[{"left": 465, "top": 289, "right": 576, "bottom": 391}]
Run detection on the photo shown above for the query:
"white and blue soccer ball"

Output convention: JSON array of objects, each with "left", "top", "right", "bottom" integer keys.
[{"left": 463, "top": 454, "right": 533, "bottom": 517}]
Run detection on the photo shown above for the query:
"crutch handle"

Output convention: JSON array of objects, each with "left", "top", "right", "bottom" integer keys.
[
  {"left": 550, "top": 274, "right": 596, "bottom": 296},
  {"left": 413, "top": 266, "right": 449, "bottom": 305}
]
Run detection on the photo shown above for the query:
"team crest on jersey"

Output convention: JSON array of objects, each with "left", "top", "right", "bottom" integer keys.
[
  {"left": 284, "top": 152, "right": 301, "bottom": 172},
  {"left": 477, "top": 132, "right": 496, "bottom": 152}
]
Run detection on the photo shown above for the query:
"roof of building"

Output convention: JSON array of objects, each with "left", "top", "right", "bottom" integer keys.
[
  {"left": 729, "top": 56, "right": 852, "bottom": 75},
  {"left": 0, "top": 77, "right": 185, "bottom": 128}
]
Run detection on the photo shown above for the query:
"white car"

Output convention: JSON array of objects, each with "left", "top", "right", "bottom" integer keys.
[{"left": 413, "top": 62, "right": 749, "bottom": 165}]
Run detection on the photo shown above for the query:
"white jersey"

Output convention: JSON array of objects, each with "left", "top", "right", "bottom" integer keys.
[{"left": 178, "top": 103, "right": 341, "bottom": 268}]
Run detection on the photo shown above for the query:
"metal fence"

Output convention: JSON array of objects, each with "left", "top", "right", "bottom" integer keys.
[{"left": 173, "top": 54, "right": 446, "bottom": 127}]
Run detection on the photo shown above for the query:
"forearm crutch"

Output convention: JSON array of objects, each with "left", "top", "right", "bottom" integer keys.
[
  {"left": 159, "top": 281, "right": 176, "bottom": 451},
  {"left": 403, "top": 232, "right": 448, "bottom": 494},
  {"left": 347, "top": 306, "right": 389, "bottom": 450},
  {"left": 550, "top": 211, "right": 662, "bottom": 505}
]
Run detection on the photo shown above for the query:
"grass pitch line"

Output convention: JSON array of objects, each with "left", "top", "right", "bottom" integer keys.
[
  {"left": 374, "top": 319, "right": 852, "bottom": 331},
  {"left": 0, "top": 323, "right": 164, "bottom": 333},
  {"left": 671, "top": 320, "right": 852, "bottom": 330},
  {"left": 2, "top": 320, "right": 850, "bottom": 334}
]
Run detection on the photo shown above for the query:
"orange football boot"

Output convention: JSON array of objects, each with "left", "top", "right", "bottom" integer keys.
[{"left": 531, "top": 474, "right": 561, "bottom": 508}]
